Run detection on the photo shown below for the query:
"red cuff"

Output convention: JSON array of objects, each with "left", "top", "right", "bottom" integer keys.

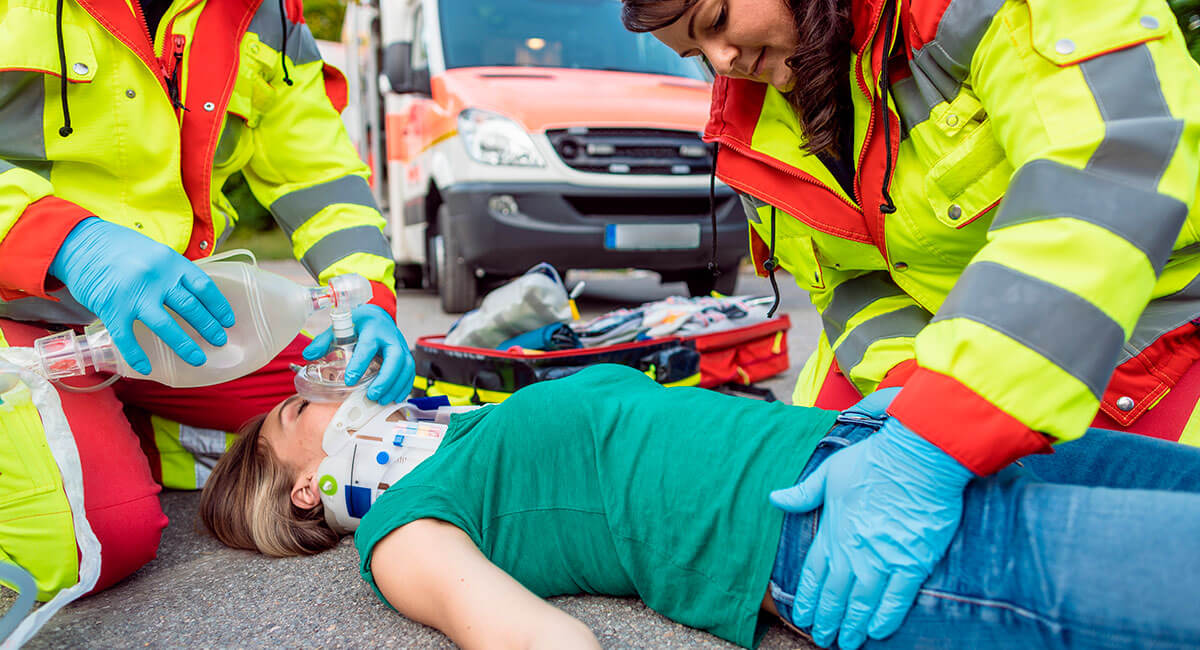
[
  {"left": 367, "top": 280, "right": 397, "bottom": 320},
  {"left": 887, "top": 367, "right": 1053, "bottom": 475},
  {"left": 876, "top": 359, "right": 918, "bottom": 391},
  {"left": 0, "top": 197, "right": 93, "bottom": 300}
]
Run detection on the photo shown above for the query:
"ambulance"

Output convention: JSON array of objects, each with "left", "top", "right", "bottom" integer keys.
[{"left": 340, "top": 0, "right": 748, "bottom": 312}]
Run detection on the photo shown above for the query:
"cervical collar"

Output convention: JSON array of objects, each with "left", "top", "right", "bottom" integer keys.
[{"left": 315, "top": 388, "right": 479, "bottom": 534}]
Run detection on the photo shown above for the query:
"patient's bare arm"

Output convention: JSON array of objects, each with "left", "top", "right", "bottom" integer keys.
[{"left": 371, "top": 518, "right": 600, "bottom": 650}]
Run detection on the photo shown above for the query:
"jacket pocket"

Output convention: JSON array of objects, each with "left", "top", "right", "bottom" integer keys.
[
  {"left": 922, "top": 92, "right": 1012, "bottom": 229},
  {"left": 227, "top": 35, "right": 282, "bottom": 128},
  {"left": 0, "top": 6, "right": 95, "bottom": 82}
]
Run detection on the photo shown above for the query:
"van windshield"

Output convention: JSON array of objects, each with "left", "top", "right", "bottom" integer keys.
[{"left": 437, "top": 0, "right": 707, "bottom": 80}]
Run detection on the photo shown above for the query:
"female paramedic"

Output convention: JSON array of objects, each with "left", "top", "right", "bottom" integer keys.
[
  {"left": 199, "top": 365, "right": 1200, "bottom": 649},
  {"left": 0, "top": 0, "right": 413, "bottom": 608},
  {"left": 621, "top": 0, "right": 1200, "bottom": 647}
]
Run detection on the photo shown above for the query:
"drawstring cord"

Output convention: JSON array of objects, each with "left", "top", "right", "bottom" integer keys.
[
  {"left": 878, "top": 0, "right": 897, "bottom": 214},
  {"left": 764, "top": 206, "right": 781, "bottom": 318},
  {"left": 279, "top": 0, "right": 293, "bottom": 85},
  {"left": 55, "top": 0, "right": 73, "bottom": 137},
  {"left": 707, "top": 142, "right": 722, "bottom": 283}
]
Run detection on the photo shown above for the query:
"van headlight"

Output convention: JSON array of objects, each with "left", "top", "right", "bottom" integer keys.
[{"left": 457, "top": 109, "right": 546, "bottom": 167}]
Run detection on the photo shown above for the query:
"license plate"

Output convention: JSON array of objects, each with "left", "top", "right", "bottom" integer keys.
[{"left": 604, "top": 224, "right": 701, "bottom": 250}]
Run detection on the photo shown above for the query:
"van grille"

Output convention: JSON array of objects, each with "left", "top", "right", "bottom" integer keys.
[{"left": 546, "top": 128, "right": 713, "bottom": 175}]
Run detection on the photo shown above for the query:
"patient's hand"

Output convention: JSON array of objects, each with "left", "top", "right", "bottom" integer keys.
[{"left": 371, "top": 519, "right": 600, "bottom": 650}]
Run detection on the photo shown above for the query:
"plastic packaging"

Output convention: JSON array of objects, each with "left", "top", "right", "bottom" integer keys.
[
  {"left": 32, "top": 251, "right": 372, "bottom": 389},
  {"left": 444, "top": 263, "right": 571, "bottom": 349}
]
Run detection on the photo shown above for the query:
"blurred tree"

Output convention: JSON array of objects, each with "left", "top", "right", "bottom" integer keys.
[
  {"left": 1171, "top": 0, "right": 1200, "bottom": 61},
  {"left": 304, "top": 0, "right": 347, "bottom": 42}
]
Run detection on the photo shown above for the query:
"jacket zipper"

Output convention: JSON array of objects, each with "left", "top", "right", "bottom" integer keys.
[
  {"left": 713, "top": 135, "right": 863, "bottom": 214},
  {"left": 165, "top": 34, "right": 188, "bottom": 111}
]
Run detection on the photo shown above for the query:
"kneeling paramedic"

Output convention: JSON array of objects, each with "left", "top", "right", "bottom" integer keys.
[{"left": 0, "top": 0, "right": 414, "bottom": 614}]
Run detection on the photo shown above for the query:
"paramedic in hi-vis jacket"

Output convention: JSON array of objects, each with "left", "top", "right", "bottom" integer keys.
[
  {"left": 627, "top": 0, "right": 1200, "bottom": 647},
  {"left": 0, "top": 0, "right": 413, "bottom": 602}
]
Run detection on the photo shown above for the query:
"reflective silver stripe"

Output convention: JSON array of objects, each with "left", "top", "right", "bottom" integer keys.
[
  {"left": 891, "top": 75, "right": 936, "bottom": 136},
  {"left": 178, "top": 424, "right": 229, "bottom": 489},
  {"left": 1119, "top": 274, "right": 1200, "bottom": 365},
  {"left": 300, "top": 225, "right": 391, "bottom": 277},
  {"left": 897, "top": 0, "right": 1006, "bottom": 134},
  {"left": 269, "top": 174, "right": 377, "bottom": 237},
  {"left": 933, "top": 261, "right": 1124, "bottom": 397},
  {"left": 0, "top": 72, "right": 46, "bottom": 162},
  {"left": 1081, "top": 45, "right": 1183, "bottom": 192},
  {"left": 833, "top": 305, "right": 930, "bottom": 374},
  {"left": 822, "top": 271, "right": 907, "bottom": 344},
  {"left": 248, "top": 6, "right": 323, "bottom": 65},
  {"left": 738, "top": 192, "right": 765, "bottom": 223},
  {"left": 991, "top": 159, "right": 1186, "bottom": 275}
]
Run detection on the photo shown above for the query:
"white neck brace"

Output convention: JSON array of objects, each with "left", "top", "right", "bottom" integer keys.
[{"left": 315, "top": 389, "right": 479, "bottom": 533}]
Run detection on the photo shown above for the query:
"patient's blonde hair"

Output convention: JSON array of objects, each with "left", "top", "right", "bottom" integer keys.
[{"left": 199, "top": 415, "right": 341, "bottom": 557}]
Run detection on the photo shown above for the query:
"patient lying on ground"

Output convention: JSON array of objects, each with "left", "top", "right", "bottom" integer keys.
[{"left": 200, "top": 364, "right": 1200, "bottom": 649}]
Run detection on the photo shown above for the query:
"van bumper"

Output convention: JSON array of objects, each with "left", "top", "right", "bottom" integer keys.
[{"left": 440, "top": 182, "right": 748, "bottom": 277}]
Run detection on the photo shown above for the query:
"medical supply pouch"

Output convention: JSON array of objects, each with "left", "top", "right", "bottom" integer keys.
[
  {"left": 411, "top": 335, "right": 701, "bottom": 405},
  {"left": 686, "top": 315, "right": 791, "bottom": 388}
]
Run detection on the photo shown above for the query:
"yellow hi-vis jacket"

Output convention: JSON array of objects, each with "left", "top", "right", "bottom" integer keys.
[
  {"left": 0, "top": 0, "right": 396, "bottom": 324},
  {"left": 704, "top": 0, "right": 1200, "bottom": 474}
]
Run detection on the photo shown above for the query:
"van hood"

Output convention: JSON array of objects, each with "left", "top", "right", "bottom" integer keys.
[{"left": 437, "top": 67, "right": 712, "bottom": 133}]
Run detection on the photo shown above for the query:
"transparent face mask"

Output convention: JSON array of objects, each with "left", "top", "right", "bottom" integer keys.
[{"left": 313, "top": 389, "right": 478, "bottom": 534}]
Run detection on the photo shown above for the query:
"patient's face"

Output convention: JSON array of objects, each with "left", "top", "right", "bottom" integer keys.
[{"left": 261, "top": 396, "right": 341, "bottom": 474}]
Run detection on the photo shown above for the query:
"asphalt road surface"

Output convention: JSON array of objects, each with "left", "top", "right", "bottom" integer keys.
[{"left": 7, "top": 261, "right": 825, "bottom": 649}]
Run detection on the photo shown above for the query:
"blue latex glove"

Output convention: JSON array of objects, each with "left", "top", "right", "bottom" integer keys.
[
  {"left": 843, "top": 387, "right": 901, "bottom": 419},
  {"left": 769, "top": 414, "right": 973, "bottom": 649},
  {"left": 48, "top": 218, "right": 235, "bottom": 375},
  {"left": 302, "top": 304, "right": 415, "bottom": 404}
]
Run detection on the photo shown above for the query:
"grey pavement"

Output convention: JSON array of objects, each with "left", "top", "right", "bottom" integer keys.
[{"left": 8, "top": 260, "right": 823, "bottom": 649}]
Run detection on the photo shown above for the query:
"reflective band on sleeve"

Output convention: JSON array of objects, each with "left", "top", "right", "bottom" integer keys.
[
  {"left": 833, "top": 304, "right": 930, "bottom": 373},
  {"left": 897, "top": 0, "right": 1006, "bottom": 134},
  {"left": 822, "top": 271, "right": 908, "bottom": 344},
  {"left": 1081, "top": 44, "right": 1183, "bottom": 192},
  {"left": 1119, "top": 274, "right": 1200, "bottom": 365},
  {"left": 300, "top": 225, "right": 391, "bottom": 277},
  {"left": 991, "top": 159, "right": 1187, "bottom": 275},
  {"left": 269, "top": 174, "right": 377, "bottom": 237},
  {"left": 248, "top": 7, "right": 322, "bottom": 66},
  {"left": 932, "top": 261, "right": 1125, "bottom": 397}
]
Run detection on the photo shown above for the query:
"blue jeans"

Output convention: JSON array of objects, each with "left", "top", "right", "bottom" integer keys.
[{"left": 769, "top": 415, "right": 1200, "bottom": 649}]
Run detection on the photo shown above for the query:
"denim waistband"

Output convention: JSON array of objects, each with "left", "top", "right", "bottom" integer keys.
[{"left": 768, "top": 413, "right": 885, "bottom": 626}]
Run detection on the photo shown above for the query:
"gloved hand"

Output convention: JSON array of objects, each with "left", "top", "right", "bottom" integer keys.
[
  {"left": 769, "top": 415, "right": 973, "bottom": 649},
  {"left": 48, "top": 218, "right": 235, "bottom": 375},
  {"left": 303, "top": 304, "right": 415, "bottom": 404},
  {"left": 843, "top": 386, "right": 901, "bottom": 419}
]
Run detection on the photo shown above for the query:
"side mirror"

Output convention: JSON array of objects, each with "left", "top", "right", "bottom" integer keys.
[{"left": 384, "top": 42, "right": 432, "bottom": 95}]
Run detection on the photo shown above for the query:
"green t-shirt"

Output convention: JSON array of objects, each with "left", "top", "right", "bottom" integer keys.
[{"left": 355, "top": 364, "right": 838, "bottom": 648}]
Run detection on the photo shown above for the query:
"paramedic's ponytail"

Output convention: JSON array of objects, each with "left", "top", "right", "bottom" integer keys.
[{"left": 199, "top": 415, "right": 341, "bottom": 557}]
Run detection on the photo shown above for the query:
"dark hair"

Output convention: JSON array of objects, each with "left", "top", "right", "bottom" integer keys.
[
  {"left": 199, "top": 414, "right": 341, "bottom": 557},
  {"left": 622, "top": 0, "right": 853, "bottom": 156}
]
